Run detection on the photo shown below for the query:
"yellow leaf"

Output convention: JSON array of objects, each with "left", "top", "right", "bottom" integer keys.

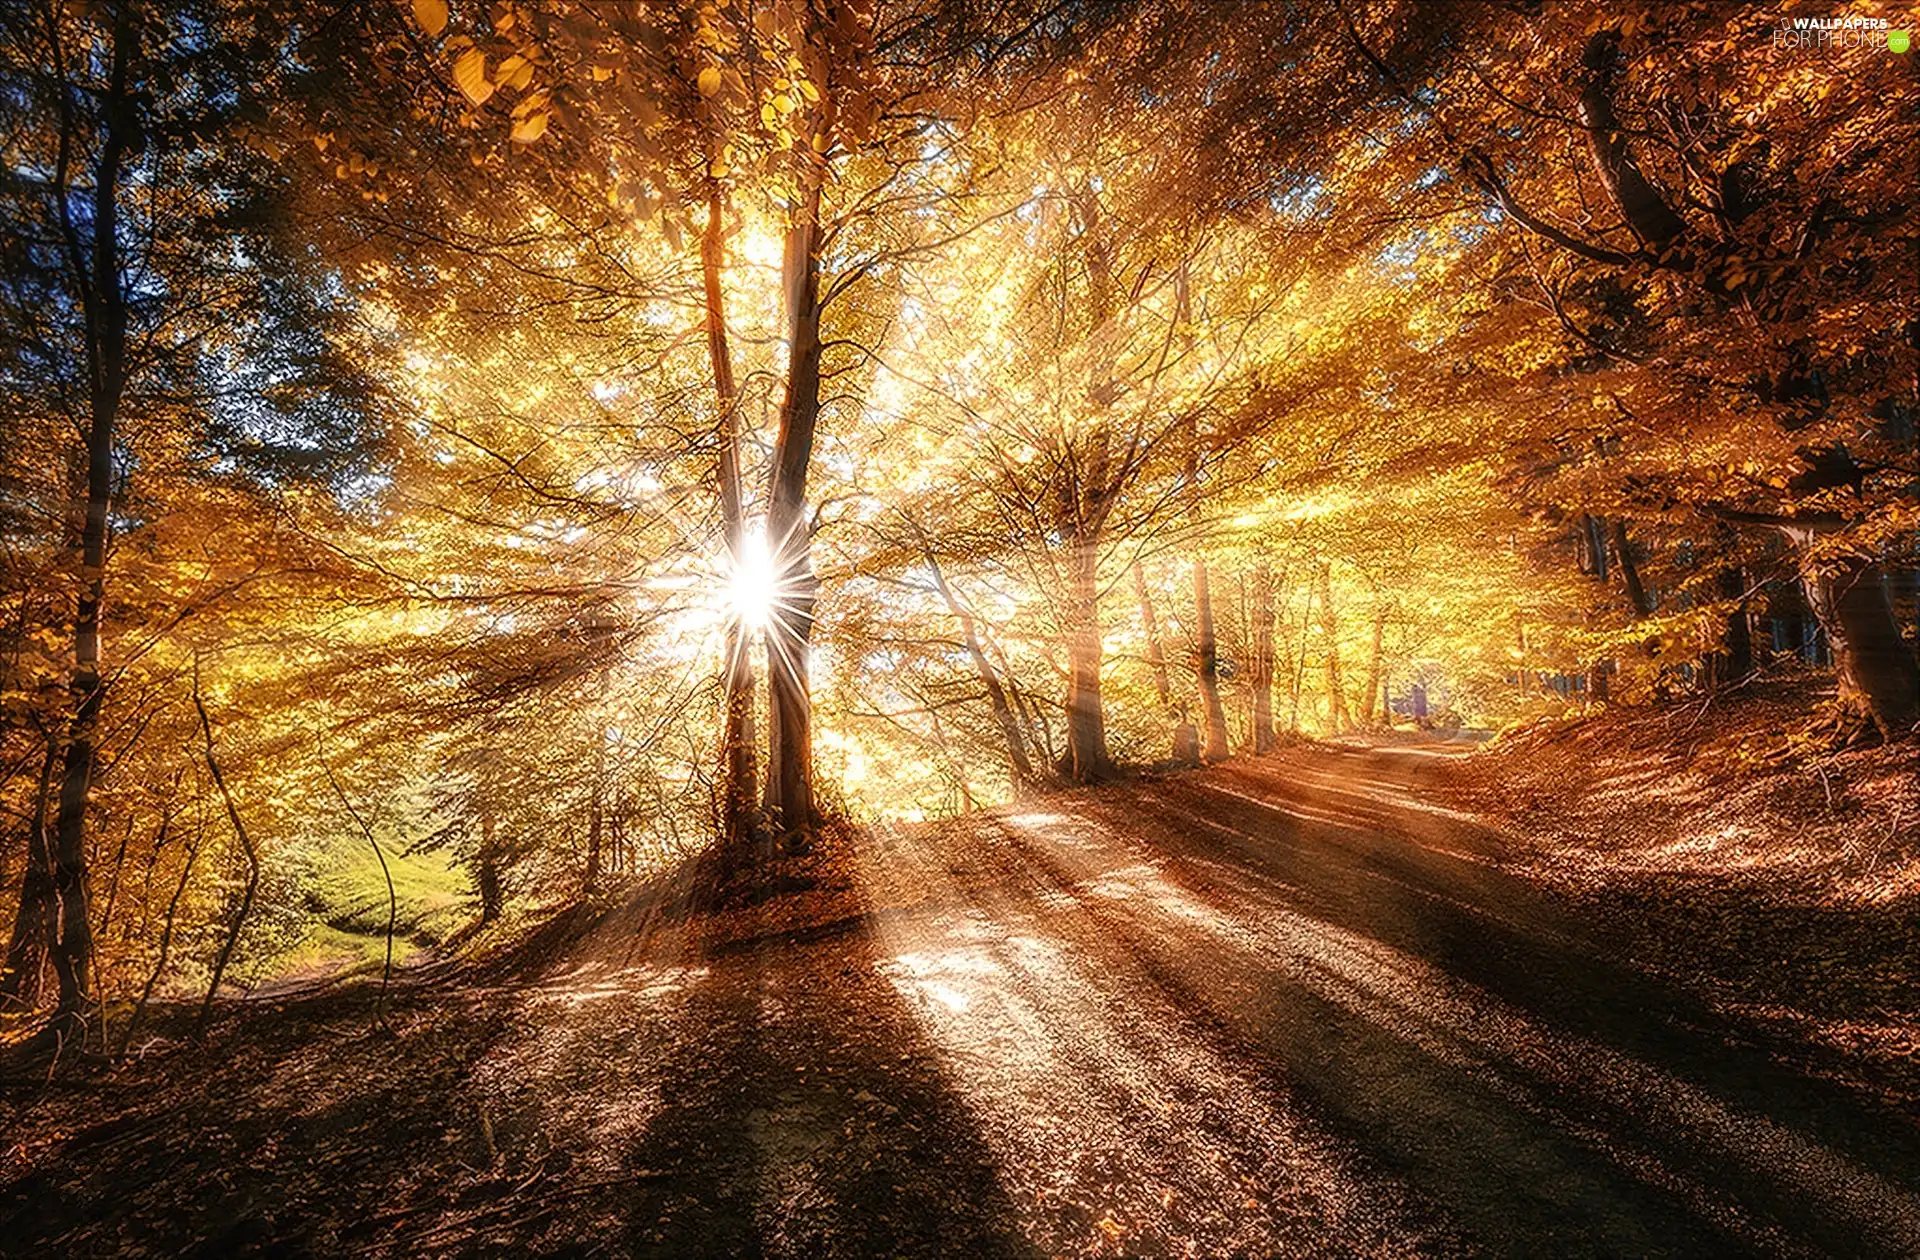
[
  {"left": 412, "top": 0, "right": 449, "bottom": 38},
  {"left": 511, "top": 110, "right": 548, "bottom": 144},
  {"left": 697, "top": 66, "right": 721, "bottom": 97},
  {"left": 454, "top": 48, "right": 494, "bottom": 106}
]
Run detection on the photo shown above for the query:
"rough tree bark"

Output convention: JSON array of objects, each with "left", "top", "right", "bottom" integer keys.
[
  {"left": 44, "top": 9, "right": 137, "bottom": 1018},
  {"left": 1800, "top": 546, "right": 1920, "bottom": 740},
  {"left": 1192, "top": 557, "right": 1231, "bottom": 760},
  {"left": 1060, "top": 530, "right": 1115, "bottom": 781},
  {"left": 763, "top": 167, "right": 825, "bottom": 834},
  {"left": 701, "top": 180, "right": 757, "bottom": 845}
]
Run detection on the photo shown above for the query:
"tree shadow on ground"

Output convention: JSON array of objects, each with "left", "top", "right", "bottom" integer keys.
[
  {"left": 1073, "top": 769, "right": 1920, "bottom": 1255},
  {"left": 1, "top": 858, "right": 1033, "bottom": 1259}
]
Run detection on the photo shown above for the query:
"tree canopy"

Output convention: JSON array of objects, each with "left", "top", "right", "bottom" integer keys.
[{"left": 2, "top": 0, "right": 1914, "bottom": 1029}]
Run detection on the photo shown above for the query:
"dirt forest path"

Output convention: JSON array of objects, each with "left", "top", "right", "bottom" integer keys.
[{"left": 5, "top": 746, "right": 1920, "bottom": 1257}]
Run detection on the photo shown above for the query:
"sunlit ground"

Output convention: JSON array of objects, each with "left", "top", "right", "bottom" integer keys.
[{"left": 848, "top": 771, "right": 1920, "bottom": 1256}]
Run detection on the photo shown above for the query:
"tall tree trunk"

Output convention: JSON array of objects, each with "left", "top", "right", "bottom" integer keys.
[
  {"left": 1361, "top": 604, "right": 1387, "bottom": 726},
  {"left": 46, "top": 11, "right": 135, "bottom": 1018},
  {"left": 1581, "top": 513, "right": 1610, "bottom": 580},
  {"left": 1060, "top": 531, "right": 1113, "bottom": 782},
  {"left": 1131, "top": 561, "right": 1173, "bottom": 713},
  {"left": 584, "top": 670, "right": 608, "bottom": 895},
  {"left": 1611, "top": 519, "right": 1654, "bottom": 616},
  {"left": 1134, "top": 561, "right": 1196, "bottom": 762},
  {"left": 1316, "top": 562, "right": 1350, "bottom": 733},
  {"left": 1248, "top": 559, "right": 1277, "bottom": 752},
  {"left": 701, "top": 181, "right": 757, "bottom": 845},
  {"left": 1192, "top": 557, "right": 1230, "bottom": 760},
  {"left": 477, "top": 803, "right": 503, "bottom": 925},
  {"left": 0, "top": 740, "right": 59, "bottom": 1008},
  {"left": 926, "top": 549, "right": 1035, "bottom": 790},
  {"left": 1800, "top": 547, "right": 1920, "bottom": 740},
  {"left": 763, "top": 169, "right": 825, "bottom": 836},
  {"left": 1709, "top": 562, "right": 1753, "bottom": 688},
  {"left": 1290, "top": 578, "right": 1314, "bottom": 734}
]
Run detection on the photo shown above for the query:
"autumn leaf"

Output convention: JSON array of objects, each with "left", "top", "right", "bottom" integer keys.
[
  {"left": 510, "top": 110, "right": 548, "bottom": 144},
  {"left": 697, "top": 67, "right": 722, "bottom": 98},
  {"left": 454, "top": 48, "right": 494, "bottom": 106},
  {"left": 412, "top": 0, "right": 449, "bottom": 38}
]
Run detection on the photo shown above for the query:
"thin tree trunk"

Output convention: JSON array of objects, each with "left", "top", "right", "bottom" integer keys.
[
  {"left": 1513, "top": 611, "right": 1532, "bottom": 692},
  {"left": 1316, "top": 562, "right": 1350, "bottom": 733},
  {"left": 1711, "top": 563, "right": 1753, "bottom": 687},
  {"left": 926, "top": 549, "right": 1035, "bottom": 790},
  {"left": 1249, "top": 559, "right": 1276, "bottom": 752},
  {"left": 1361, "top": 604, "right": 1387, "bottom": 726},
  {"left": 193, "top": 671, "right": 259, "bottom": 1039},
  {"left": 584, "top": 668, "right": 609, "bottom": 894},
  {"left": 477, "top": 804, "right": 503, "bottom": 925},
  {"left": 702, "top": 180, "right": 757, "bottom": 846},
  {"left": 324, "top": 757, "right": 395, "bottom": 1018},
  {"left": 1581, "top": 513, "right": 1610, "bottom": 580},
  {"left": 1136, "top": 561, "right": 1197, "bottom": 763},
  {"left": 1290, "top": 578, "right": 1314, "bottom": 735},
  {"left": 995, "top": 638, "right": 1049, "bottom": 770},
  {"left": 0, "top": 740, "right": 60, "bottom": 1008},
  {"left": 763, "top": 169, "right": 825, "bottom": 837},
  {"left": 1192, "top": 557, "right": 1230, "bottom": 760},
  {"left": 1132, "top": 561, "right": 1173, "bottom": 712},
  {"left": 117, "top": 823, "right": 197, "bottom": 1059}
]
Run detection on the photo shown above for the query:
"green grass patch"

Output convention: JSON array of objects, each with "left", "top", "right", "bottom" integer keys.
[{"left": 309, "top": 835, "right": 468, "bottom": 944}]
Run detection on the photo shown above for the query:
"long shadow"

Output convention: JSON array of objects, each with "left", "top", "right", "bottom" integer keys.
[
  {"left": 0, "top": 876, "right": 683, "bottom": 1257},
  {"left": 608, "top": 911, "right": 1038, "bottom": 1259},
  {"left": 0, "top": 979, "right": 525, "bottom": 1256},
  {"left": 1064, "top": 769, "right": 1920, "bottom": 1256}
]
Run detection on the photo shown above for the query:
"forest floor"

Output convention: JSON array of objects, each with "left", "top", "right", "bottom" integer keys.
[{"left": 4, "top": 693, "right": 1919, "bottom": 1257}]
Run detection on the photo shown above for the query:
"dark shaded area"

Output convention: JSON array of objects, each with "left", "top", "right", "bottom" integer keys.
[{"left": 0, "top": 859, "right": 1029, "bottom": 1258}]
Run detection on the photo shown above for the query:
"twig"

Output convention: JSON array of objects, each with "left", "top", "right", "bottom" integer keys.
[
  {"left": 192, "top": 655, "right": 260, "bottom": 1040},
  {"left": 320, "top": 748, "right": 397, "bottom": 1024}
]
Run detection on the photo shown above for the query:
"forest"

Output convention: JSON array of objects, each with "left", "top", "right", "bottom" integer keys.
[{"left": 1, "top": 1, "right": 1917, "bottom": 1256}]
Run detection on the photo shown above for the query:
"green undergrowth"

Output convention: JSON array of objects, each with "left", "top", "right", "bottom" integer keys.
[{"left": 268, "top": 836, "right": 468, "bottom": 981}]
